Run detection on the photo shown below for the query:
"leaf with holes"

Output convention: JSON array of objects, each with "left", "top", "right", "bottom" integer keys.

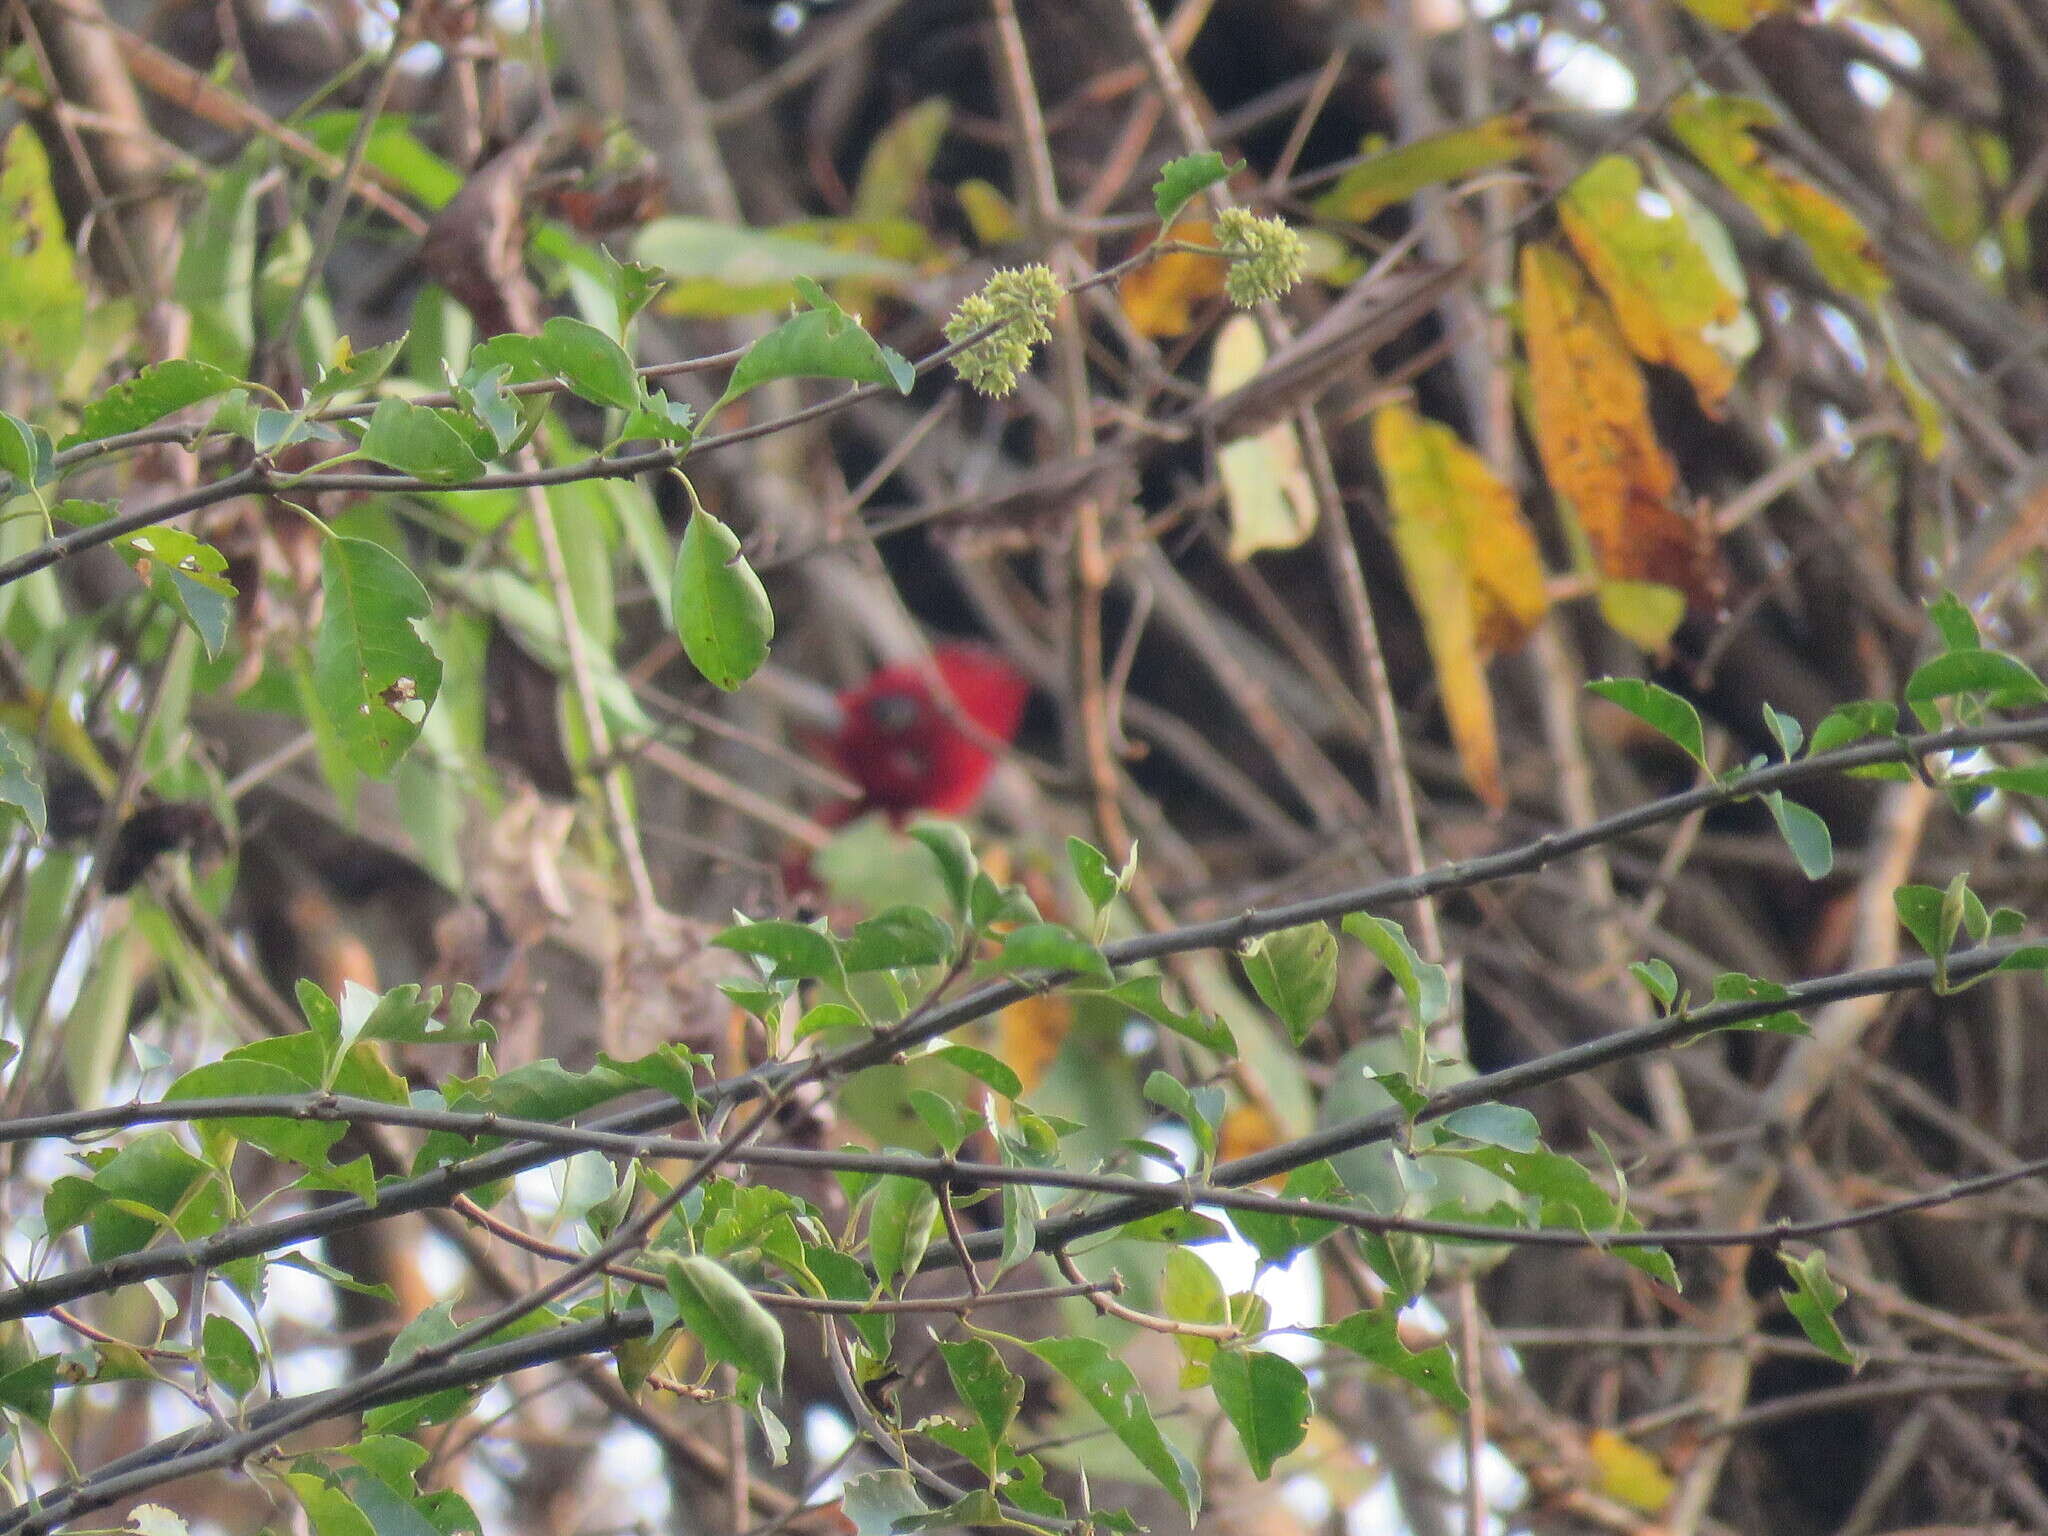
[{"left": 312, "top": 538, "right": 443, "bottom": 776}]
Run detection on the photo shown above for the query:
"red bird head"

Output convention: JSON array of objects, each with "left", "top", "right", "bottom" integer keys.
[{"left": 828, "top": 645, "right": 1030, "bottom": 821}]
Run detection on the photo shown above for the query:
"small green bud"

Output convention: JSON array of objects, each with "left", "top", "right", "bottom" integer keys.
[
  {"left": 944, "top": 263, "right": 1061, "bottom": 397},
  {"left": 1216, "top": 207, "right": 1308, "bottom": 308}
]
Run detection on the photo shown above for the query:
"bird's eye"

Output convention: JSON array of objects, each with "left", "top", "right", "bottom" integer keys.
[{"left": 866, "top": 692, "right": 922, "bottom": 734}]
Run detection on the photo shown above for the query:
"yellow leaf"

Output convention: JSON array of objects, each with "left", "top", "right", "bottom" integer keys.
[
  {"left": 1588, "top": 1428, "right": 1676, "bottom": 1514},
  {"left": 0, "top": 125, "right": 86, "bottom": 372},
  {"left": 1560, "top": 156, "right": 1745, "bottom": 414},
  {"left": 1372, "top": 402, "right": 1547, "bottom": 810},
  {"left": 996, "top": 991, "right": 1073, "bottom": 1099},
  {"left": 1208, "top": 315, "right": 1317, "bottom": 557},
  {"left": 1519, "top": 244, "right": 1719, "bottom": 615},
  {"left": 1670, "top": 94, "right": 1889, "bottom": 305},
  {"left": 1314, "top": 118, "right": 1530, "bottom": 224},
  {"left": 1217, "top": 1101, "right": 1281, "bottom": 1166},
  {"left": 957, "top": 179, "right": 1022, "bottom": 248},
  {"left": 1673, "top": 0, "right": 1789, "bottom": 27},
  {"left": 1121, "top": 221, "right": 1227, "bottom": 338}
]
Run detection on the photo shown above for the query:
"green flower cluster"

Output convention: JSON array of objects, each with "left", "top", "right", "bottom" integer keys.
[
  {"left": 1216, "top": 206, "right": 1308, "bottom": 308},
  {"left": 944, "top": 263, "right": 1062, "bottom": 397}
]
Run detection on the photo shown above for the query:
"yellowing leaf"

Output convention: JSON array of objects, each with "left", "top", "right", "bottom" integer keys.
[
  {"left": 1314, "top": 118, "right": 1529, "bottom": 224},
  {"left": 1596, "top": 579, "right": 1687, "bottom": 656},
  {"left": 0, "top": 125, "right": 85, "bottom": 372},
  {"left": 1560, "top": 156, "right": 1744, "bottom": 414},
  {"left": 1670, "top": 94, "right": 1889, "bottom": 305},
  {"left": 1519, "top": 244, "right": 1719, "bottom": 615},
  {"left": 1587, "top": 1428, "right": 1675, "bottom": 1514},
  {"left": 956, "top": 179, "right": 1021, "bottom": 247},
  {"left": 1121, "top": 221, "right": 1226, "bottom": 338},
  {"left": 1372, "top": 403, "right": 1546, "bottom": 810},
  {"left": 1208, "top": 315, "right": 1316, "bottom": 558},
  {"left": 854, "top": 99, "right": 951, "bottom": 220}
]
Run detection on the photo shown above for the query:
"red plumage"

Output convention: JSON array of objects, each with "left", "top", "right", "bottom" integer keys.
[{"left": 827, "top": 645, "right": 1030, "bottom": 821}]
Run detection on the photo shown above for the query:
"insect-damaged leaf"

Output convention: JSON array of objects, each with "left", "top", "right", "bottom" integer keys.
[
  {"left": 1372, "top": 402, "right": 1546, "bottom": 810},
  {"left": 313, "top": 538, "right": 442, "bottom": 776}
]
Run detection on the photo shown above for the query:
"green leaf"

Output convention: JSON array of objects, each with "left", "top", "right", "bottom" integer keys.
[
  {"left": 1439, "top": 1103, "right": 1541, "bottom": 1152},
  {"left": 1028, "top": 1335, "right": 1202, "bottom": 1518},
  {"left": 1341, "top": 913, "right": 1450, "bottom": 1027},
  {"left": 1099, "top": 974, "right": 1236, "bottom": 1055},
  {"left": 1761, "top": 702, "right": 1802, "bottom": 760},
  {"left": 1239, "top": 922, "right": 1338, "bottom": 1045},
  {"left": 1311, "top": 1302, "right": 1467, "bottom": 1411},
  {"left": 1232, "top": 1160, "right": 1343, "bottom": 1264},
  {"left": 1808, "top": 700, "right": 1899, "bottom": 758},
  {"left": 1894, "top": 884, "right": 1951, "bottom": 962},
  {"left": 713, "top": 918, "right": 844, "bottom": 985},
  {"left": 672, "top": 499, "right": 774, "bottom": 692},
  {"left": 0, "top": 726, "right": 46, "bottom": 838},
  {"left": 1763, "top": 792, "right": 1833, "bottom": 879},
  {"left": 1779, "top": 1251, "right": 1862, "bottom": 1369},
  {"left": 1153, "top": 151, "right": 1237, "bottom": 221},
  {"left": 1209, "top": 1350, "right": 1311, "bottom": 1478},
  {"left": 1311, "top": 119, "right": 1529, "bottom": 223},
  {"left": 66, "top": 360, "right": 244, "bottom": 446},
  {"left": 80, "top": 1131, "right": 222, "bottom": 1262},
  {"left": 932, "top": 1043, "right": 1023, "bottom": 1100},
  {"left": 1927, "top": 590, "right": 1979, "bottom": 653},
  {"left": 359, "top": 398, "right": 487, "bottom": 483},
  {"left": 841, "top": 1470, "right": 929, "bottom": 1536},
  {"left": 600, "top": 250, "right": 668, "bottom": 330},
  {"left": 1707, "top": 972, "right": 1809, "bottom": 1035},
  {"left": 843, "top": 905, "right": 954, "bottom": 972},
  {"left": 1587, "top": 677, "right": 1709, "bottom": 772},
  {"left": 910, "top": 823, "right": 977, "bottom": 916},
  {"left": 1144, "top": 1070, "right": 1220, "bottom": 1166},
  {"left": 713, "top": 277, "right": 914, "bottom": 413},
  {"left": 868, "top": 1173, "right": 940, "bottom": 1292},
  {"left": 312, "top": 537, "right": 443, "bottom": 776},
  {"left": 0, "top": 411, "right": 54, "bottom": 489},
  {"left": 165, "top": 1058, "right": 348, "bottom": 1170},
  {"left": 1630, "top": 959, "right": 1679, "bottom": 1009},
  {"left": 537, "top": 315, "right": 642, "bottom": 411},
  {"left": 937, "top": 1336, "right": 1025, "bottom": 1452},
  {"left": 633, "top": 216, "right": 917, "bottom": 316},
  {"left": 1904, "top": 648, "right": 2048, "bottom": 728},
  {"left": 310, "top": 336, "right": 407, "bottom": 405},
  {"left": 1160, "top": 1245, "right": 1228, "bottom": 1358},
  {"left": 116, "top": 525, "right": 237, "bottom": 660},
  {"left": 989, "top": 922, "right": 1111, "bottom": 981},
  {"left": 202, "top": 1314, "right": 260, "bottom": 1398},
  {"left": 1068, "top": 835, "right": 1123, "bottom": 914},
  {"left": 660, "top": 1252, "right": 786, "bottom": 1391}
]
